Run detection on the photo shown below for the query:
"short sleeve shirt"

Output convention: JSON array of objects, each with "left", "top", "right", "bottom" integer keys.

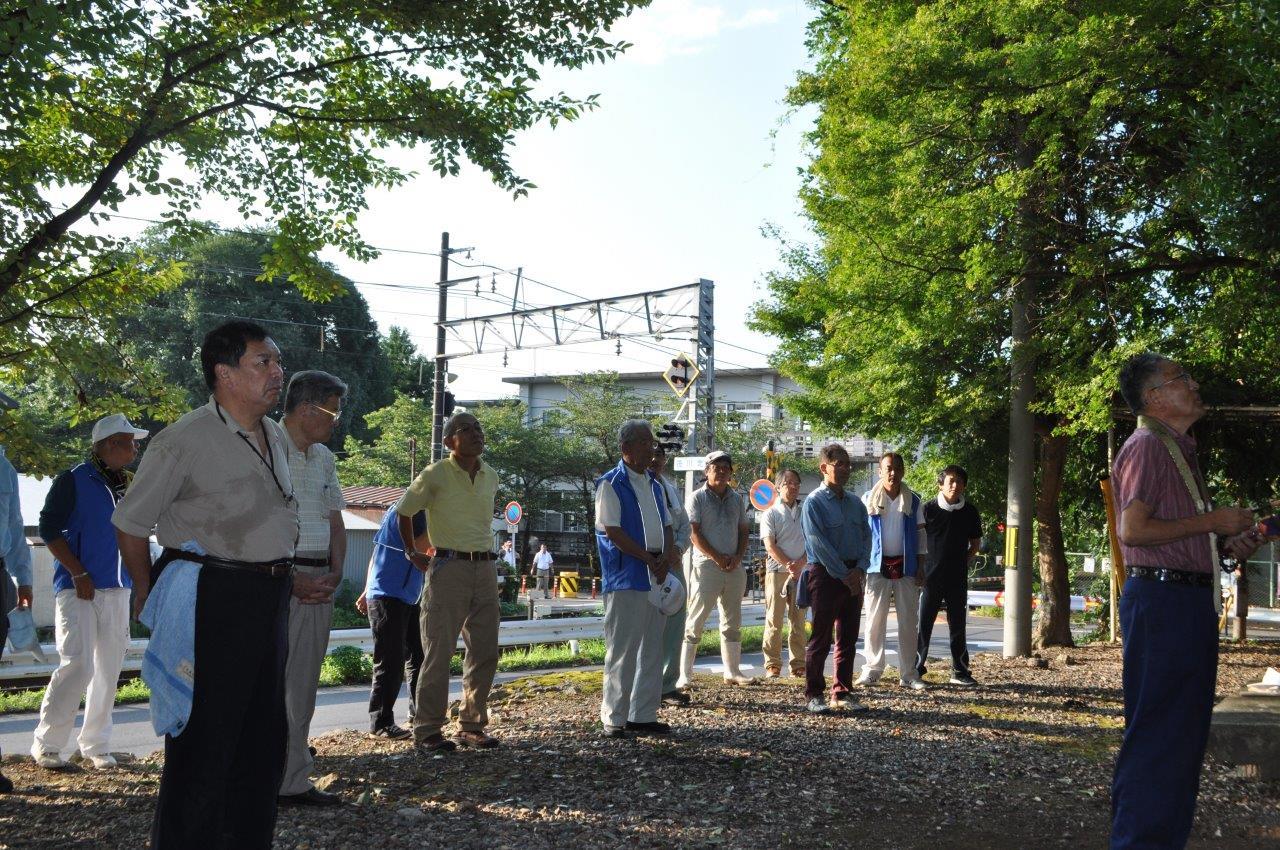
[
  {"left": 1113, "top": 426, "right": 1214, "bottom": 574},
  {"left": 595, "top": 464, "right": 670, "bottom": 551},
  {"left": 533, "top": 551, "right": 554, "bottom": 572},
  {"left": 113, "top": 399, "right": 299, "bottom": 562},
  {"left": 396, "top": 455, "right": 499, "bottom": 552},
  {"left": 281, "top": 423, "right": 345, "bottom": 557},
  {"left": 688, "top": 486, "right": 748, "bottom": 563},
  {"left": 760, "top": 500, "right": 805, "bottom": 571}
]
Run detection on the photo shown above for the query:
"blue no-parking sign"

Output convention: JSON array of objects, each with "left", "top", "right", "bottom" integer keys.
[
  {"left": 504, "top": 501, "right": 523, "bottom": 525},
  {"left": 749, "top": 479, "right": 778, "bottom": 512}
]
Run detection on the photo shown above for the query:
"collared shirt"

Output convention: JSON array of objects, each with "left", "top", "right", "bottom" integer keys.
[
  {"left": 0, "top": 447, "right": 32, "bottom": 586},
  {"left": 280, "top": 421, "right": 345, "bottom": 557},
  {"left": 1113, "top": 424, "right": 1215, "bottom": 574},
  {"left": 656, "top": 473, "right": 691, "bottom": 552},
  {"left": 863, "top": 489, "right": 928, "bottom": 558},
  {"left": 801, "top": 485, "right": 871, "bottom": 580},
  {"left": 596, "top": 463, "right": 669, "bottom": 551},
  {"left": 760, "top": 499, "right": 805, "bottom": 572},
  {"left": 687, "top": 485, "right": 748, "bottom": 564},
  {"left": 396, "top": 455, "right": 499, "bottom": 552},
  {"left": 113, "top": 398, "right": 298, "bottom": 562},
  {"left": 533, "top": 551, "right": 554, "bottom": 572}
]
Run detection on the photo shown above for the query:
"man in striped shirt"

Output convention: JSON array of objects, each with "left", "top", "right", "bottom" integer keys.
[{"left": 276, "top": 371, "right": 348, "bottom": 807}]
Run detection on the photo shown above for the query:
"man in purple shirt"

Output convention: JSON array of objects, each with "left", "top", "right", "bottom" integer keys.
[{"left": 1110, "top": 353, "right": 1261, "bottom": 850}]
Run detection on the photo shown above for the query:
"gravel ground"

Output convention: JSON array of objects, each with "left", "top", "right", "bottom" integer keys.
[{"left": 2, "top": 642, "right": 1278, "bottom": 849}]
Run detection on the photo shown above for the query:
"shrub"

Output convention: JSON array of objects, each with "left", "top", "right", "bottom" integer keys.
[{"left": 319, "top": 644, "right": 373, "bottom": 686}]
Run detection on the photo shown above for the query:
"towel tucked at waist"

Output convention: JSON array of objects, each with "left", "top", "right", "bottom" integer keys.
[{"left": 140, "top": 541, "right": 203, "bottom": 738}]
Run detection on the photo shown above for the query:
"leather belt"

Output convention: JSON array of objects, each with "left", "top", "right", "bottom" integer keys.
[
  {"left": 1126, "top": 565, "right": 1213, "bottom": 588},
  {"left": 434, "top": 549, "right": 497, "bottom": 561},
  {"left": 292, "top": 556, "right": 330, "bottom": 568},
  {"left": 154, "top": 547, "right": 293, "bottom": 583}
]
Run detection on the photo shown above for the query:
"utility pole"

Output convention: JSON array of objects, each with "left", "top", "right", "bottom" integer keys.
[
  {"left": 692, "top": 278, "right": 715, "bottom": 454},
  {"left": 1003, "top": 274, "right": 1036, "bottom": 657},
  {"left": 431, "top": 232, "right": 451, "bottom": 463}
]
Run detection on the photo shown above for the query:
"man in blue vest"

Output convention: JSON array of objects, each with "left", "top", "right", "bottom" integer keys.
[
  {"left": 858, "top": 452, "right": 928, "bottom": 690},
  {"left": 357, "top": 505, "right": 426, "bottom": 740},
  {"left": 595, "top": 419, "right": 675, "bottom": 738},
  {"left": 32, "top": 413, "right": 148, "bottom": 770}
]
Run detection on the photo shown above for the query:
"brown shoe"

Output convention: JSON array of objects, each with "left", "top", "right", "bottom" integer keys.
[
  {"left": 764, "top": 668, "right": 782, "bottom": 679},
  {"left": 415, "top": 733, "right": 457, "bottom": 754},
  {"left": 454, "top": 730, "right": 499, "bottom": 749},
  {"left": 790, "top": 668, "right": 806, "bottom": 678}
]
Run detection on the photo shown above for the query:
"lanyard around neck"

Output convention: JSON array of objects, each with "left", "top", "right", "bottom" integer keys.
[{"left": 214, "top": 402, "right": 294, "bottom": 507}]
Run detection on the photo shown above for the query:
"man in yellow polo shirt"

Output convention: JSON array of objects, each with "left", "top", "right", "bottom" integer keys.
[{"left": 396, "top": 412, "right": 501, "bottom": 752}]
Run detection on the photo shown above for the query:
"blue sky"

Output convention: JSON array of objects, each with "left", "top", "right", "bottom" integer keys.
[{"left": 319, "top": 0, "right": 819, "bottom": 399}]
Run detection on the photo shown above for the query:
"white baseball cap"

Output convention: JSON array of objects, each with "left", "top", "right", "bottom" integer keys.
[
  {"left": 648, "top": 570, "right": 686, "bottom": 617},
  {"left": 91, "top": 413, "right": 149, "bottom": 445}
]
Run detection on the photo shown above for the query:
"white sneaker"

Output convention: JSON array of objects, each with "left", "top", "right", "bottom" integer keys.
[
  {"left": 854, "top": 670, "right": 879, "bottom": 686},
  {"left": 901, "top": 678, "right": 927, "bottom": 691},
  {"left": 88, "top": 754, "right": 117, "bottom": 770},
  {"left": 35, "top": 753, "right": 66, "bottom": 770}
]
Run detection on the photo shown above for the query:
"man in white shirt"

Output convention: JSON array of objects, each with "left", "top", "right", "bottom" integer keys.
[
  {"left": 858, "top": 452, "right": 927, "bottom": 690},
  {"left": 532, "top": 544, "right": 554, "bottom": 599},
  {"left": 759, "top": 469, "right": 808, "bottom": 678}
]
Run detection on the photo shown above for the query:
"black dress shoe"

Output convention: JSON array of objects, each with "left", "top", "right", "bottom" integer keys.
[
  {"left": 278, "top": 787, "right": 342, "bottom": 807},
  {"left": 0, "top": 771, "right": 13, "bottom": 794},
  {"left": 661, "top": 690, "right": 691, "bottom": 706},
  {"left": 625, "top": 720, "right": 672, "bottom": 735}
]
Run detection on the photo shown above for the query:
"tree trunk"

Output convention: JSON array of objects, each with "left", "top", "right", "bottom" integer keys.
[{"left": 1034, "top": 432, "right": 1075, "bottom": 648}]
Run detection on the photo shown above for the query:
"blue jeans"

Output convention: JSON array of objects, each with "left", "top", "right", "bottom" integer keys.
[{"left": 1111, "top": 575, "right": 1217, "bottom": 849}]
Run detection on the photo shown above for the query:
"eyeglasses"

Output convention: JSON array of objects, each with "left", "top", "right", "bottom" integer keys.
[
  {"left": 1146, "top": 371, "right": 1192, "bottom": 393},
  {"left": 310, "top": 402, "right": 342, "bottom": 422}
]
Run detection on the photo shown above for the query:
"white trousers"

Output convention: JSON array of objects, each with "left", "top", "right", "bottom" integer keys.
[
  {"left": 32, "top": 588, "right": 130, "bottom": 759},
  {"left": 861, "top": 573, "right": 920, "bottom": 681},
  {"left": 280, "top": 566, "right": 335, "bottom": 795},
  {"left": 600, "top": 589, "right": 665, "bottom": 729}
]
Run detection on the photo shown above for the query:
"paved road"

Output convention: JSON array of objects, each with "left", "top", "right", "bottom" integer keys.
[{"left": 1, "top": 613, "right": 1011, "bottom": 760}]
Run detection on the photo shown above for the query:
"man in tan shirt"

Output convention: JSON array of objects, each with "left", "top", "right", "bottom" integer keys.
[
  {"left": 396, "top": 412, "right": 501, "bottom": 753},
  {"left": 114, "top": 320, "right": 299, "bottom": 849}
]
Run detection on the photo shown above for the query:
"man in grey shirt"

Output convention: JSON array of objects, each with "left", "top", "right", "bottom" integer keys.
[{"left": 680, "top": 450, "right": 752, "bottom": 688}]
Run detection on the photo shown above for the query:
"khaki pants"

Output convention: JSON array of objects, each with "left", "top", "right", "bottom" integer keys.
[
  {"left": 861, "top": 572, "right": 920, "bottom": 682},
  {"left": 413, "top": 557, "right": 499, "bottom": 741},
  {"left": 280, "top": 563, "right": 333, "bottom": 795},
  {"left": 684, "top": 558, "right": 747, "bottom": 646},
  {"left": 762, "top": 571, "right": 806, "bottom": 675}
]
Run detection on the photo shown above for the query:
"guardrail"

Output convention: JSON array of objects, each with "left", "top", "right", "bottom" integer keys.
[{"left": 1, "top": 607, "right": 769, "bottom": 683}]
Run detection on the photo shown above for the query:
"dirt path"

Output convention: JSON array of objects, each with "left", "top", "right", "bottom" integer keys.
[{"left": 2, "top": 642, "right": 1278, "bottom": 849}]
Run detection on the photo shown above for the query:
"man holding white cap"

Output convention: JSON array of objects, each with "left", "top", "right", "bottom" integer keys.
[
  {"left": 32, "top": 413, "right": 148, "bottom": 770},
  {"left": 595, "top": 419, "right": 676, "bottom": 738}
]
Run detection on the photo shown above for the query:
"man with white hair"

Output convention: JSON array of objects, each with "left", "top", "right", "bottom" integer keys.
[
  {"left": 595, "top": 419, "right": 675, "bottom": 737},
  {"left": 32, "top": 413, "right": 148, "bottom": 771}
]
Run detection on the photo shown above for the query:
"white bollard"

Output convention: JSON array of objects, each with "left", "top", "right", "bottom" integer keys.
[{"left": 568, "top": 639, "right": 580, "bottom": 656}]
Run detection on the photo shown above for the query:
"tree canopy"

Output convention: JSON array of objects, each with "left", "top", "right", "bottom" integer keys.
[
  {"left": 755, "top": 0, "right": 1280, "bottom": 645},
  {"left": 1, "top": 0, "right": 647, "bottom": 463}
]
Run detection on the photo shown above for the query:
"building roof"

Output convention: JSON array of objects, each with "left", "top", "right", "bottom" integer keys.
[
  {"left": 341, "top": 485, "right": 406, "bottom": 509},
  {"left": 502, "top": 367, "right": 779, "bottom": 386}
]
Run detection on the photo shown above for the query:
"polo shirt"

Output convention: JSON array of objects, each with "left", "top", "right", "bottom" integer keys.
[
  {"left": 113, "top": 398, "right": 299, "bottom": 562},
  {"left": 759, "top": 499, "right": 805, "bottom": 571},
  {"left": 396, "top": 455, "right": 499, "bottom": 552},
  {"left": 922, "top": 495, "right": 982, "bottom": 578},
  {"left": 280, "top": 422, "right": 345, "bottom": 557},
  {"left": 687, "top": 485, "right": 747, "bottom": 565}
]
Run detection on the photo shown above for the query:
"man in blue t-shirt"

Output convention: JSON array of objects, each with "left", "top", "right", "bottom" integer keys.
[{"left": 356, "top": 505, "right": 426, "bottom": 739}]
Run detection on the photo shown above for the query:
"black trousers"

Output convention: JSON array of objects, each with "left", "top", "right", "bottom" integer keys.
[
  {"left": 367, "top": 596, "right": 424, "bottom": 732},
  {"left": 151, "top": 566, "right": 291, "bottom": 850},
  {"left": 915, "top": 577, "right": 970, "bottom": 677}
]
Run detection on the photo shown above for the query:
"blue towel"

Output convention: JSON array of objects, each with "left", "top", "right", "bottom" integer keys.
[
  {"left": 795, "top": 565, "right": 812, "bottom": 610},
  {"left": 140, "top": 542, "right": 203, "bottom": 738}
]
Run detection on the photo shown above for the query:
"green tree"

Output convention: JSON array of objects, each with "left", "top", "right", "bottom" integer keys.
[
  {"left": 756, "top": 0, "right": 1280, "bottom": 647},
  {"left": 382, "top": 326, "right": 431, "bottom": 400},
  {"left": 338, "top": 393, "right": 432, "bottom": 488},
  {"left": 1, "top": 0, "right": 647, "bottom": 465}
]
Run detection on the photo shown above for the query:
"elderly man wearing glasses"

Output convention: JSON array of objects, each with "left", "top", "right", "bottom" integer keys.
[
  {"left": 678, "top": 450, "right": 753, "bottom": 691},
  {"left": 276, "top": 371, "right": 349, "bottom": 807}
]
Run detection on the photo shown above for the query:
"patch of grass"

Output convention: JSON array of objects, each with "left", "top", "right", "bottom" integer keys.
[
  {"left": 973, "top": 605, "right": 1004, "bottom": 619},
  {"left": 0, "top": 676, "right": 154, "bottom": 715},
  {"left": 492, "top": 670, "right": 604, "bottom": 704},
  {"left": 962, "top": 702, "right": 1121, "bottom": 763}
]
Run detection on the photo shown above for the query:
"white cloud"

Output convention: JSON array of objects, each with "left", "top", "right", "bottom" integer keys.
[{"left": 612, "top": 1, "right": 783, "bottom": 65}]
